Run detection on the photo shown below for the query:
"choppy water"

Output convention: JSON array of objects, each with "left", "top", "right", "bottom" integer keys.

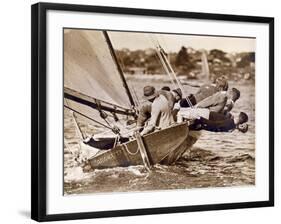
[{"left": 64, "top": 78, "right": 255, "bottom": 195}]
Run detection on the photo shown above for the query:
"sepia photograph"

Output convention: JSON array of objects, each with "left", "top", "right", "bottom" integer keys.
[
  {"left": 30, "top": 2, "right": 274, "bottom": 221},
  {"left": 63, "top": 29, "right": 256, "bottom": 195}
]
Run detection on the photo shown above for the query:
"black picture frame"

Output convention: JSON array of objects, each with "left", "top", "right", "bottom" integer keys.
[{"left": 31, "top": 2, "right": 274, "bottom": 222}]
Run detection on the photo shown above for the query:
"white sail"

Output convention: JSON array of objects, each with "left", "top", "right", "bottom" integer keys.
[
  {"left": 64, "top": 29, "right": 133, "bottom": 133},
  {"left": 64, "top": 29, "right": 132, "bottom": 107}
]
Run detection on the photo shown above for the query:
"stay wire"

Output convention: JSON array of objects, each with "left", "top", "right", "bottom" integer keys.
[
  {"left": 159, "top": 48, "right": 194, "bottom": 108},
  {"left": 64, "top": 104, "right": 115, "bottom": 132},
  {"left": 149, "top": 35, "right": 193, "bottom": 107}
]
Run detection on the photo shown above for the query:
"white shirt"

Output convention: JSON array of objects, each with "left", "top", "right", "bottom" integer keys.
[{"left": 177, "top": 108, "right": 210, "bottom": 122}]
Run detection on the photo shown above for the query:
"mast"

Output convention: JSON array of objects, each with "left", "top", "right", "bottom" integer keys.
[{"left": 103, "top": 31, "right": 135, "bottom": 107}]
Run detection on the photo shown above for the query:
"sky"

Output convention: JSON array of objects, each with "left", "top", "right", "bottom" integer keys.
[{"left": 109, "top": 31, "right": 256, "bottom": 53}]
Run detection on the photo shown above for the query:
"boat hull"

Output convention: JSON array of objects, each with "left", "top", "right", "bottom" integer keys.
[
  {"left": 161, "top": 130, "right": 201, "bottom": 164},
  {"left": 88, "top": 122, "right": 190, "bottom": 169}
]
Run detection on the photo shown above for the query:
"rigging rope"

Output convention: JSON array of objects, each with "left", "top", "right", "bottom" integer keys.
[
  {"left": 148, "top": 35, "right": 194, "bottom": 107},
  {"left": 130, "top": 84, "right": 140, "bottom": 107},
  {"left": 65, "top": 99, "right": 85, "bottom": 139},
  {"left": 148, "top": 35, "right": 177, "bottom": 88},
  {"left": 123, "top": 144, "right": 139, "bottom": 156},
  {"left": 156, "top": 47, "right": 178, "bottom": 88},
  {"left": 64, "top": 104, "right": 117, "bottom": 132},
  {"left": 95, "top": 100, "right": 124, "bottom": 134},
  {"left": 159, "top": 48, "right": 194, "bottom": 108}
]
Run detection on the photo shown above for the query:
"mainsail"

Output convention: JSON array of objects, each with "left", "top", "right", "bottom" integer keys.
[{"left": 64, "top": 29, "right": 135, "bottom": 133}]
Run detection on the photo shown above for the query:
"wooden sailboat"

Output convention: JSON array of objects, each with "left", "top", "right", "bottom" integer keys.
[
  {"left": 64, "top": 29, "right": 197, "bottom": 170},
  {"left": 89, "top": 122, "right": 190, "bottom": 169}
]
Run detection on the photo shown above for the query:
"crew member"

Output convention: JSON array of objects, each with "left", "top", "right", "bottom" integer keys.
[
  {"left": 223, "top": 87, "right": 240, "bottom": 118},
  {"left": 178, "top": 107, "right": 248, "bottom": 133},
  {"left": 136, "top": 86, "right": 157, "bottom": 130},
  {"left": 179, "top": 76, "right": 228, "bottom": 107},
  {"left": 141, "top": 88, "right": 182, "bottom": 135}
]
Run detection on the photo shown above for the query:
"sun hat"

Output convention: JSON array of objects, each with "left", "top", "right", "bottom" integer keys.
[
  {"left": 172, "top": 88, "right": 183, "bottom": 99},
  {"left": 143, "top": 86, "right": 157, "bottom": 100}
]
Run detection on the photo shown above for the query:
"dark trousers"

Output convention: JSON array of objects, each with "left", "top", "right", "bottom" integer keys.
[
  {"left": 209, "top": 111, "right": 228, "bottom": 121},
  {"left": 179, "top": 94, "right": 197, "bottom": 107}
]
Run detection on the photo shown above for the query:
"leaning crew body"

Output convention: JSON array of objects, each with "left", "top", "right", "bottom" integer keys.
[
  {"left": 177, "top": 106, "right": 248, "bottom": 133},
  {"left": 195, "top": 91, "right": 227, "bottom": 113},
  {"left": 180, "top": 76, "right": 228, "bottom": 107}
]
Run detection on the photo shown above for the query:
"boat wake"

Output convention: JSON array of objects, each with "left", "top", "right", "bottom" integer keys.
[{"left": 64, "top": 144, "right": 255, "bottom": 195}]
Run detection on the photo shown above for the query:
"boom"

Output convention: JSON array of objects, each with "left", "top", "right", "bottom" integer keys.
[{"left": 64, "top": 87, "right": 136, "bottom": 116}]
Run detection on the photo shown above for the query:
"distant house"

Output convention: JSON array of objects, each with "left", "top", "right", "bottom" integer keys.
[{"left": 127, "top": 67, "right": 147, "bottom": 75}]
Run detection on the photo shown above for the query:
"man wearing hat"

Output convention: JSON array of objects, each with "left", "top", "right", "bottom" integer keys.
[
  {"left": 159, "top": 87, "right": 182, "bottom": 110},
  {"left": 136, "top": 86, "right": 157, "bottom": 130},
  {"left": 140, "top": 87, "right": 183, "bottom": 135}
]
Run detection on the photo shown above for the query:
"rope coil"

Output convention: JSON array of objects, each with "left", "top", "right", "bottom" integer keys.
[{"left": 122, "top": 144, "right": 139, "bottom": 156}]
